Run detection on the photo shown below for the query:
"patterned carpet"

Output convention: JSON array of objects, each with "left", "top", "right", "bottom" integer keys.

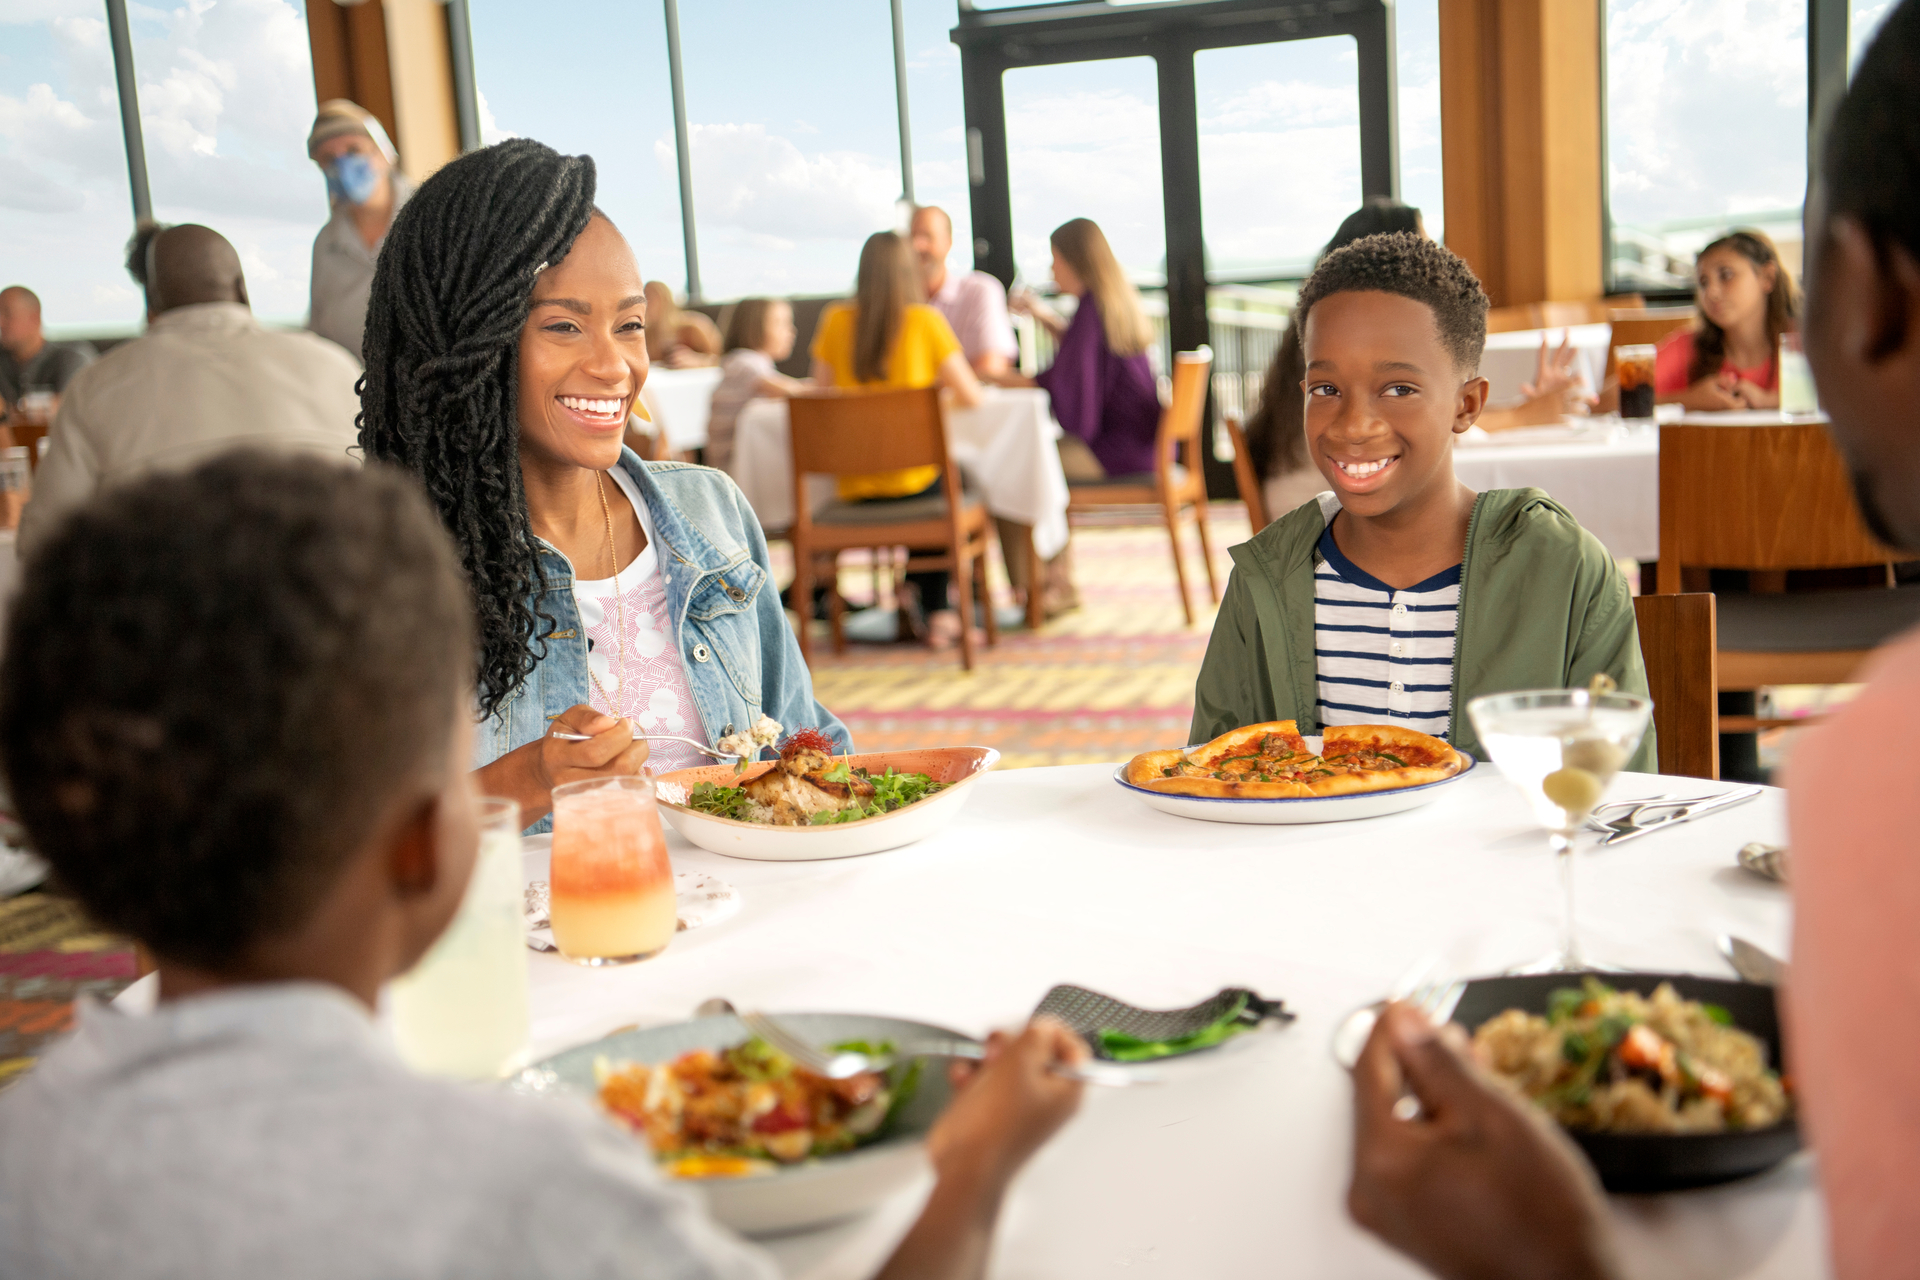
[
  {"left": 0, "top": 891, "right": 138, "bottom": 1090},
  {"left": 798, "top": 506, "right": 1249, "bottom": 769}
]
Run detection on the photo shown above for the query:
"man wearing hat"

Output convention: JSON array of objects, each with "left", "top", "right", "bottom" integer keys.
[{"left": 306, "top": 100, "right": 414, "bottom": 361}]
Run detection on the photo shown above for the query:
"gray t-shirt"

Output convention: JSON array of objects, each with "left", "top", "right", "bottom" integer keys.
[
  {"left": 0, "top": 339, "right": 96, "bottom": 405},
  {"left": 0, "top": 982, "right": 775, "bottom": 1280},
  {"left": 307, "top": 171, "right": 415, "bottom": 362}
]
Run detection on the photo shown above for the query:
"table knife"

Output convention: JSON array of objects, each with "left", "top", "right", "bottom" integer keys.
[
  {"left": 1596, "top": 785, "right": 1762, "bottom": 845},
  {"left": 1720, "top": 934, "right": 1789, "bottom": 986}
]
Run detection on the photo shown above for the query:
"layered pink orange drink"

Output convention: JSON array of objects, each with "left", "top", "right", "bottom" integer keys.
[{"left": 549, "top": 776, "right": 676, "bottom": 965}]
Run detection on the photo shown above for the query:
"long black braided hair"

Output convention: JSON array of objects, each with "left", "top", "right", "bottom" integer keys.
[{"left": 358, "top": 139, "right": 597, "bottom": 718}]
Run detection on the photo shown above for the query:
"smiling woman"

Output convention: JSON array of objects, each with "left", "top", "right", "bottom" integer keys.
[{"left": 358, "top": 139, "right": 848, "bottom": 831}]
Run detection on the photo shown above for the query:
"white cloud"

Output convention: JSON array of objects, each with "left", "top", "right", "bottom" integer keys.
[
  {"left": 0, "top": 153, "right": 83, "bottom": 212},
  {"left": 681, "top": 122, "right": 901, "bottom": 242},
  {"left": 477, "top": 90, "right": 514, "bottom": 145},
  {"left": 1607, "top": 0, "right": 1808, "bottom": 228}
]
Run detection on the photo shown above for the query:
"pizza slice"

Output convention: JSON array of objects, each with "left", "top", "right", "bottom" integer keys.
[
  {"left": 1126, "top": 721, "right": 1333, "bottom": 798},
  {"left": 1308, "top": 724, "right": 1463, "bottom": 796}
]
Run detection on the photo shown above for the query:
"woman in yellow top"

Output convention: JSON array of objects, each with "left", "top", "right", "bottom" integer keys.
[{"left": 810, "top": 230, "right": 983, "bottom": 645}]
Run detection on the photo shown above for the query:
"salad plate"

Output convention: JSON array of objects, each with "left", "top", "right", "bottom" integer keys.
[
  {"left": 1113, "top": 741, "right": 1477, "bottom": 825},
  {"left": 653, "top": 747, "right": 998, "bottom": 861},
  {"left": 507, "top": 1011, "right": 957, "bottom": 1234}
]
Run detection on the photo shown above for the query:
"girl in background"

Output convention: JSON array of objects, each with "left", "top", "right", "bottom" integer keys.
[
  {"left": 707, "top": 298, "right": 805, "bottom": 475},
  {"left": 1655, "top": 229, "right": 1800, "bottom": 409}
]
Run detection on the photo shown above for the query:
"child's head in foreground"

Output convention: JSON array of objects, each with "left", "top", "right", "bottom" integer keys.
[
  {"left": 1292, "top": 231, "right": 1490, "bottom": 520},
  {"left": 0, "top": 453, "right": 478, "bottom": 992}
]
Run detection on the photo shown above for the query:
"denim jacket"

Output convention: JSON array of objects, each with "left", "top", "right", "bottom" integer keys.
[{"left": 473, "top": 450, "right": 851, "bottom": 830}]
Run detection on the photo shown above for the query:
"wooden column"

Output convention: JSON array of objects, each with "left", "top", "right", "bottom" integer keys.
[
  {"left": 1438, "top": 0, "right": 1604, "bottom": 307},
  {"left": 305, "top": 0, "right": 460, "bottom": 183}
]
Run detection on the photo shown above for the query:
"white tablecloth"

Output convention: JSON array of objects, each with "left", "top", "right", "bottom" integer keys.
[
  {"left": 1455, "top": 422, "right": 1660, "bottom": 561},
  {"left": 1478, "top": 323, "right": 1613, "bottom": 404},
  {"left": 521, "top": 763, "right": 1821, "bottom": 1280},
  {"left": 729, "top": 387, "right": 1071, "bottom": 559},
  {"left": 641, "top": 367, "right": 724, "bottom": 452}
]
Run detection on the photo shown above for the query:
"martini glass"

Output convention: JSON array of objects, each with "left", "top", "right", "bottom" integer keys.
[{"left": 1467, "top": 687, "right": 1652, "bottom": 972}]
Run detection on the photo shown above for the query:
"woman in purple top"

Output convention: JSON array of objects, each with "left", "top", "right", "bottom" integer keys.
[{"left": 1005, "top": 218, "right": 1161, "bottom": 479}]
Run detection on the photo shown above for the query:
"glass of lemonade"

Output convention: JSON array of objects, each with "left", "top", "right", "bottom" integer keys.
[
  {"left": 1468, "top": 687, "right": 1652, "bottom": 972},
  {"left": 390, "top": 798, "right": 530, "bottom": 1078},
  {"left": 549, "top": 776, "right": 676, "bottom": 965}
]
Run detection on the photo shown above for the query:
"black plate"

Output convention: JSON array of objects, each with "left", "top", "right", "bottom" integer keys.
[{"left": 1451, "top": 972, "right": 1800, "bottom": 1193}]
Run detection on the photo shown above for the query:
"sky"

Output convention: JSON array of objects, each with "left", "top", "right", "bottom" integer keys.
[{"left": 0, "top": 0, "right": 1892, "bottom": 330}]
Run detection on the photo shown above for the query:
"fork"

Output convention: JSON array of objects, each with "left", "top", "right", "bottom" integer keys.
[
  {"left": 547, "top": 728, "right": 744, "bottom": 761},
  {"left": 701, "top": 1000, "right": 1157, "bottom": 1087},
  {"left": 1331, "top": 974, "right": 1467, "bottom": 1072}
]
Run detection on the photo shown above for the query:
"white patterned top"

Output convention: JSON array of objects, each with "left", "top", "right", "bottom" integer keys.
[{"left": 572, "top": 467, "right": 708, "bottom": 773}]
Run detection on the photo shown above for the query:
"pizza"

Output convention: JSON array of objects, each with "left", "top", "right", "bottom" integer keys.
[{"left": 1125, "top": 720, "right": 1463, "bottom": 799}]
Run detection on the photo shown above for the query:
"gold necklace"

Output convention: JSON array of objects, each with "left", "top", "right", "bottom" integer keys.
[{"left": 586, "top": 471, "right": 633, "bottom": 721}]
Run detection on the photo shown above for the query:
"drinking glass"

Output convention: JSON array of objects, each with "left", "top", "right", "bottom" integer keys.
[
  {"left": 1778, "top": 332, "right": 1819, "bottom": 414},
  {"left": 1467, "top": 688, "right": 1652, "bottom": 972},
  {"left": 1615, "top": 344, "right": 1657, "bottom": 420},
  {"left": 389, "top": 798, "right": 529, "bottom": 1078},
  {"left": 549, "top": 775, "right": 675, "bottom": 965}
]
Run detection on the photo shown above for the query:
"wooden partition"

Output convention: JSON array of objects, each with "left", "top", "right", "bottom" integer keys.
[
  {"left": 306, "top": 0, "right": 461, "bottom": 182},
  {"left": 1439, "top": 0, "right": 1604, "bottom": 308}
]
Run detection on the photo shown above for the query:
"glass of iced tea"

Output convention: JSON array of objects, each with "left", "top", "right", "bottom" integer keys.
[
  {"left": 549, "top": 776, "right": 676, "bottom": 966},
  {"left": 1616, "top": 343, "right": 1657, "bottom": 420}
]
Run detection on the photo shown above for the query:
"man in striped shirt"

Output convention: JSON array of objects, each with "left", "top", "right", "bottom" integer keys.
[{"left": 1190, "top": 233, "right": 1651, "bottom": 769}]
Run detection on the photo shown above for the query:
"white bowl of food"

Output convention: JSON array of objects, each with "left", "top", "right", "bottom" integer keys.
[
  {"left": 507, "top": 1011, "right": 958, "bottom": 1234},
  {"left": 654, "top": 738, "right": 998, "bottom": 861}
]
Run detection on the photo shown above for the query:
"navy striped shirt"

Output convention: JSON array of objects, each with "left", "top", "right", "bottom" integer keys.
[{"left": 1313, "top": 527, "right": 1460, "bottom": 739}]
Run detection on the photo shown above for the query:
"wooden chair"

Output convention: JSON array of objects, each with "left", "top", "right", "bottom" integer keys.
[
  {"left": 1066, "top": 349, "right": 1217, "bottom": 626},
  {"left": 1655, "top": 422, "right": 1920, "bottom": 727},
  {"left": 1485, "top": 299, "right": 1617, "bottom": 334},
  {"left": 788, "top": 387, "right": 997, "bottom": 671},
  {"left": 1224, "top": 415, "right": 1270, "bottom": 533},
  {"left": 1632, "top": 592, "right": 1720, "bottom": 779}
]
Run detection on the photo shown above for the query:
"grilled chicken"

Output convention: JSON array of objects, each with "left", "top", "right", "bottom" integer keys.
[{"left": 740, "top": 728, "right": 874, "bottom": 825}]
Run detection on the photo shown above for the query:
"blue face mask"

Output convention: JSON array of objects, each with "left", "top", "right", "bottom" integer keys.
[{"left": 325, "top": 151, "right": 380, "bottom": 206}]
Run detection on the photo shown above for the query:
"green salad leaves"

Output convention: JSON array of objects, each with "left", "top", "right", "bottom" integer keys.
[
  {"left": 1095, "top": 994, "right": 1255, "bottom": 1062},
  {"left": 810, "top": 767, "right": 946, "bottom": 825}
]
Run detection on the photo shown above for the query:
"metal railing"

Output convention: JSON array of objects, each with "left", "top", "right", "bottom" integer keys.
[{"left": 1012, "top": 280, "right": 1296, "bottom": 459}]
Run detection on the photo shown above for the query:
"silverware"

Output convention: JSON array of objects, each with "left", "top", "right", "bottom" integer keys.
[
  {"left": 695, "top": 999, "right": 1156, "bottom": 1088},
  {"left": 1593, "top": 786, "right": 1763, "bottom": 846},
  {"left": 1738, "top": 842, "right": 1790, "bottom": 884},
  {"left": 547, "top": 728, "right": 743, "bottom": 761},
  {"left": 1332, "top": 976, "right": 1468, "bottom": 1072},
  {"left": 1719, "top": 934, "right": 1789, "bottom": 986},
  {"left": 1587, "top": 790, "right": 1751, "bottom": 835}
]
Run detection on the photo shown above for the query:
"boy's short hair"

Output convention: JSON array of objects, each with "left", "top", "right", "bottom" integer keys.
[
  {"left": 1293, "top": 231, "right": 1490, "bottom": 374},
  {"left": 1823, "top": 0, "right": 1920, "bottom": 263},
  {"left": 0, "top": 454, "right": 473, "bottom": 970}
]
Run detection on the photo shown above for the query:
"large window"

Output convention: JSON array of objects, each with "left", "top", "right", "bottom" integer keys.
[
  {"left": 133, "top": 0, "right": 321, "bottom": 326},
  {"left": 1605, "top": 0, "right": 1809, "bottom": 292},
  {"left": 1196, "top": 38, "right": 1361, "bottom": 282},
  {"left": 678, "top": 0, "right": 902, "bottom": 300},
  {"left": 468, "top": 1, "right": 687, "bottom": 295},
  {"left": 0, "top": 8, "right": 137, "bottom": 335},
  {"left": 1004, "top": 57, "right": 1165, "bottom": 289},
  {"left": 1395, "top": 0, "right": 1444, "bottom": 242}
]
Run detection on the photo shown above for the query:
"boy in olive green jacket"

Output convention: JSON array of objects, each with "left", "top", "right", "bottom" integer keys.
[{"left": 1190, "top": 233, "right": 1654, "bottom": 770}]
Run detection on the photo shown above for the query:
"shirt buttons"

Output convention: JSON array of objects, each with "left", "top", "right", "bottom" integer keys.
[
  {"left": 1392, "top": 603, "right": 1408, "bottom": 616},
  {"left": 726, "top": 584, "right": 747, "bottom": 602},
  {"left": 1389, "top": 642, "right": 1403, "bottom": 656},
  {"left": 692, "top": 643, "right": 711, "bottom": 663},
  {"left": 1390, "top": 681, "right": 1404, "bottom": 693}
]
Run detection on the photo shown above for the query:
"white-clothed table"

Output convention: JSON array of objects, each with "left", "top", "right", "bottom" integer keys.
[
  {"left": 522, "top": 763, "right": 1821, "bottom": 1280},
  {"left": 1478, "top": 323, "right": 1613, "bottom": 404},
  {"left": 640, "top": 366, "right": 723, "bottom": 452},
  {"left": 1454, "top": 421, "right": 1660, "bottom": 561},
  {"left": 728, "top": 387, "right": 1071, "bottom": 560}
]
